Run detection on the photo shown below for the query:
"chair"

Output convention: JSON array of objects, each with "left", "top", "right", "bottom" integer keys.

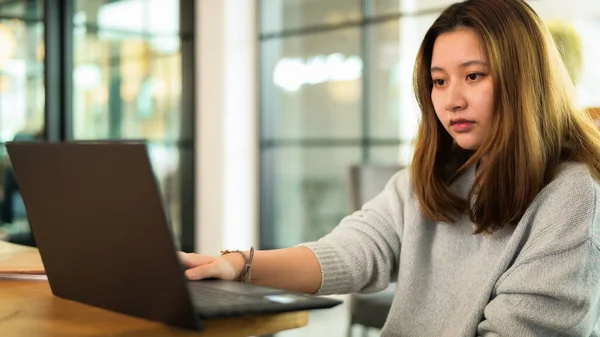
[{"left": 346, "top": 164, "right": 404, "bottom": 337}]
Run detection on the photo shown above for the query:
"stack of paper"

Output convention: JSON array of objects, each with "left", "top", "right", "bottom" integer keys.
[{"left": 0, "top": 241, "right": 46, "bottom": 280}]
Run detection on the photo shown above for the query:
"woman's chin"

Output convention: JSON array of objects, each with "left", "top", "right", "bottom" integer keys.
[{"left": 453, "top": 138, "right": 481, "bottom": 151}]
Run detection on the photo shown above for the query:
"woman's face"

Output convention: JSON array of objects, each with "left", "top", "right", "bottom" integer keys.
[{"left": 430, "top": 28, "right": 494, "bottom": 150}]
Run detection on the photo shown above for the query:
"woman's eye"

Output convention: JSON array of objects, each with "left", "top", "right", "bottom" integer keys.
[
  {"left": 433, "top": 79, "right": 446, "bottom": 86},
  {"left": 467, "top": 73, "right": 482, "bottom": 81}
]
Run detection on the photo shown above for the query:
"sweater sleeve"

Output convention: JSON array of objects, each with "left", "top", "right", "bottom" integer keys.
[
  {"left": 477, "top": 242, "right": 600, "bottom": 336},
  {"left": 478, "top": 166, "right": 600, "bottom": 336},
  {"left": 299, "top": 169, "right": 408, "bottom": 295}
]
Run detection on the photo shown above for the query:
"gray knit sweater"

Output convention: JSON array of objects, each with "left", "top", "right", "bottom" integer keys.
[{"left": 302, "top": 162, "right": 600, "bottom": 336}]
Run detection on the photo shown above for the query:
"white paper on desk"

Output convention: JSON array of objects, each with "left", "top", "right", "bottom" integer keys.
[{"left": 0, "top": 273, "right": 47, "bottom": 280}]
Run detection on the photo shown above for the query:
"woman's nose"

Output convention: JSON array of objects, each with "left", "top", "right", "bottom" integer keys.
[{"left": 444, "top": 83, "right": 467, "bottom": 112}]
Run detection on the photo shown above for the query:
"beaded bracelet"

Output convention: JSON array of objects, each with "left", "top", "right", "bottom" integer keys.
[{"left": 220, "top": 246, "right": 255, "bottom": 283}]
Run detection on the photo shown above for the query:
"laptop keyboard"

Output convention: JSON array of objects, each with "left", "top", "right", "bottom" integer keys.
[{"left": 188, "top": 283, "right": 273, "bottom": 308}]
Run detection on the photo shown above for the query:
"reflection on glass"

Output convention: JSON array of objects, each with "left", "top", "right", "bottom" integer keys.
[
  {"left": 260, "top": 0, "right": 361, "bottom": 33},
  {"left": 72, "top": 0, "right": 183, "bottom": 243},
  {"left": 261, "top": 27, "right": 363, "bottom": 140},
  {"left": 260, "top": 147, "right": 361, "bottom": 249}
]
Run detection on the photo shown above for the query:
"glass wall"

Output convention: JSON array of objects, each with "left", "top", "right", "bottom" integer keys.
[
  {"left": 72, "top": 0, "right": 187, "bottom": 246},
  {"left": 0, "top": 0, "right": 194, "bottom": 250},
  {"left": 0, "top": 0, "right": 44, "bottom": 244},
  {"left": 0, "top": 1, "right": 44, "bottom": 143},
  {"left": 259, "top": 0, "right": 429, "bottom": 249},
  {"left": 259, "top": 0, "right": 600, "bottom": 249}
]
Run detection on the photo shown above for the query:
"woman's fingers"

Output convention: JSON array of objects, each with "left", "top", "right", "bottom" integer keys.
[
  {"left": 177, "top": 251, "right": 215, "bottom": 268},
  {"left": 184, "top": 261, "right": 224, "bottom": 280},
  {"left": 177, "top": 252, "right": 237, "bottom": 281}
]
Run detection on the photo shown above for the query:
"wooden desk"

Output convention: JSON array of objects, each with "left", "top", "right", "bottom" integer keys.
[{"left": 0, "top": 242, "right": 309, "bottom": 337}]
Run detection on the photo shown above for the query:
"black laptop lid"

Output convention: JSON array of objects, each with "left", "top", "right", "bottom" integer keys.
[{"left": 6, "top": 141, "right": 201, "bottom": 330}]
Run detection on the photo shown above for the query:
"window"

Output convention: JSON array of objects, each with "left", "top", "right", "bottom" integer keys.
[
  {"left": 0, "top": 0, "right": 195, "bottom": 251},
  {"left": 72, "top": 0, "right": 189, "bottom": 247},
  {"left": 0, "top": 0, "right": 44, "bottom": 244},
  {"left": 259, "top": 1, "right": 442, "bottom": 248}
]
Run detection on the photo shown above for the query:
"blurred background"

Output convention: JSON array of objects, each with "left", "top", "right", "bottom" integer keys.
[
  {"left": 0, "top": 0, "right": 598, "bottom": 336},
  {"left": 0, "top": 0, "right": 193, "bottom": 249}
]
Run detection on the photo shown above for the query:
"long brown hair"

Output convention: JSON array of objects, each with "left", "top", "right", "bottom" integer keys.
[{"left": 410, "top": 0, "right": 600, "bottom": 233}]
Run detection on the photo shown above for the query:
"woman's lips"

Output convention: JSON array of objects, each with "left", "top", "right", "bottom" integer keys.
[{"left": 450, "top": 119, "right": 475, "bottom": 133}]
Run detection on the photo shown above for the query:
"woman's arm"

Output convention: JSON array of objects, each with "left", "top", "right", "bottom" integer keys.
[
  {"left": 180, "top": 169, "right": 408, "bottom": 295},
  {"left": 179, "top": 246, "right": 322, "bottom": 294}
]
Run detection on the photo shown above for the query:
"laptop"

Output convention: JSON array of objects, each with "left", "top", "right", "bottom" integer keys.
[{"left": 5, "top": 141, "right": 342, "bottom": 331}]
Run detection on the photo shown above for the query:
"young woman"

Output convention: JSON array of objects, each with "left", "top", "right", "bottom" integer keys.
[{"left": 179, "top": 0, "right": 600, "bottom": 335}]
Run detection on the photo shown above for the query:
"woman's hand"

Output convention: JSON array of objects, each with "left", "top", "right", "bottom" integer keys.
[
  {"left": 179, "top": 247, "right": 322, "bottom": 294},
  {"left": 177, "top": 252, "right": 245, "bottom": 281}
]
